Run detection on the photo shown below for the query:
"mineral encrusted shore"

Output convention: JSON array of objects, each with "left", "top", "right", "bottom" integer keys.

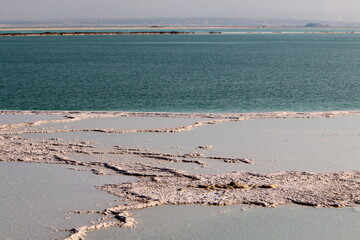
[{"left": 0, "top": 110, "right": 359, "bottom": 240}]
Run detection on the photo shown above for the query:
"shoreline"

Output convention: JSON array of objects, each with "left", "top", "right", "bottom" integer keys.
[
  {"left": 0, "top": 31, "right": 221, "bottom": 37},
  {"left": 2, "top": 109, "right": 360, "bottom": 118},
  {"left": 2, "top": 30, "right": 360, "bottom": 37},
  {"left": 2, "top": 26, "right": 360, "bottom": 31}
]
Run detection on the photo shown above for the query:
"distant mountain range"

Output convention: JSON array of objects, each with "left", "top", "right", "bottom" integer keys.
[{"left": 0, "top": 17, "right": 359, "bottom": 28}]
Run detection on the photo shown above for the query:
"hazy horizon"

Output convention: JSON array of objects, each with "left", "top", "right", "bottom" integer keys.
[{"left": 1, "top": 0, "right": 360, "bottom": 23}]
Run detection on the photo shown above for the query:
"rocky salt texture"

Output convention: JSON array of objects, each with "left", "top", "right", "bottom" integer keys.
[
  {"left": 63, "top": 211, "right": 137, "bottom": 240},
  {"left": 1, "top": 110, "right": 360, "bottom": 240},
  {"left": 100, "top": 171, "right": 360, "bottom": 208}
]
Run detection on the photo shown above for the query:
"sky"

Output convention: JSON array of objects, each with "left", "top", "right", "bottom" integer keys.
[{"left": 1, "top": 0, "right": 360, "bottom": 22}]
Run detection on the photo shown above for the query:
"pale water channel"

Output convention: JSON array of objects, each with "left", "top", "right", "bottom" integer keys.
[
  {"left": 88, "top": 204, "right": 360, "bottom": 240},
  {"left": 0, "top": 162, "right": 135, "bottom": 240}
]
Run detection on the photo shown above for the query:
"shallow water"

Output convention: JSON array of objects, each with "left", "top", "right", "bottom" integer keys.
[
  {"left": 0, "top": 113, "right": 63, "bottom": 125},
  {"left": 24, "top": 115, "right": 360, "bottom": 174},
  {"left": 0, "top": 162, "right": 136, "bottom": 240},
  {"left": 87, "top": 204, "right": 360, "bottom": 240},
  {"left": 145, "top": 115, "right": 360, "bottom": 173}
]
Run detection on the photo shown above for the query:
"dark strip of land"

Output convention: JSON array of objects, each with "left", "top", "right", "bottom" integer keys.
[{"left": 0, "top": 31, "right": 222, "bottom": 37}]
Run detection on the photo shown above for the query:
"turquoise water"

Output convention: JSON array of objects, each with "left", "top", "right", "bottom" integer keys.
[{"left": 1, "top": 33, "right": 360, "bottom": 112}]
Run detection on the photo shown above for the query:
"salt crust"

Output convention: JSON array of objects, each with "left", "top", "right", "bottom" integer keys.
[{"left": 1, "top": 110, "right": 359, "bottom": 240}]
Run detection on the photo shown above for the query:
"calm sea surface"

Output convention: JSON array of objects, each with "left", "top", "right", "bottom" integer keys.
[{"left": 1, "top": 32, "right": 360, "bottom": 112}]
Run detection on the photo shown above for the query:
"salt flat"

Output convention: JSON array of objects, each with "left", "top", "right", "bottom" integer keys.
[{"left": 0, "top": 111, "right": 359, "bottom": 239}]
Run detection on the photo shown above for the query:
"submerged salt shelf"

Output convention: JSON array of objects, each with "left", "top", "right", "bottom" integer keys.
[
  {"left": 0, "top": 162, "right": 135, "bottom": 240},
  {"left": 139, "top": 115, "right": 360, "bottom": 173},
  {"left": 22, "top": 115, "right": 360, "bottom": 173},
  {"left": 1, "top": 111, "right": 359, "bottom": 239},
  {"left": 24, "top": 116, "right": 208, "bottom": 133}
]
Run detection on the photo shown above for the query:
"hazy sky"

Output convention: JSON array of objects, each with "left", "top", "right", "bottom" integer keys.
[{"left": 1, "top": 0, "right": 360, "bottom": 22}]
